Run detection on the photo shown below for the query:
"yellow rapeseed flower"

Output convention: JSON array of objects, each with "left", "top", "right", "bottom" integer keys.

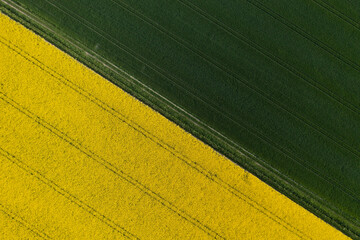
[{"left": 0, "top": 12, "right": 349, "bottom": 239}]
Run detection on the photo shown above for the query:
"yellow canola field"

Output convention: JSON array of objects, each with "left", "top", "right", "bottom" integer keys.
[{"left": 0, "top": 12, "right": 349, "bottom": 239}]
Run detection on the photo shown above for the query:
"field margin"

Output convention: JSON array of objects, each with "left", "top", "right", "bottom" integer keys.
[{"left": 0, "top": 1, "right": 358, "bottom": 238}]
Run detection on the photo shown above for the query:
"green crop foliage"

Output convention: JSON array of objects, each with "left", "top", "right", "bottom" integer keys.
[{"left": 2, "top": 0, "right": 359, "bottom": 238}]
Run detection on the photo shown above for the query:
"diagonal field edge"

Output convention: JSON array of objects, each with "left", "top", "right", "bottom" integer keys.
[
  {"left": 0, "top": 35, "right": 316, "bottom": 239},
  {"left": 1, "top": 2, "right": 356, "bottom": 238},
  {"left": 11, "top": 1, "right": 360, "bottom": 207},
  {"left": 0, "top": 94, "right": 225, "bottom": 239},
  {"left": 0, "top": 40, "right": 313, "bottom": 239}
]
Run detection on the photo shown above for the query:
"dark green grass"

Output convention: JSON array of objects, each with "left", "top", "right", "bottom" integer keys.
[{"left": 2, "top": 0, "right": 359, "bottom": 237}]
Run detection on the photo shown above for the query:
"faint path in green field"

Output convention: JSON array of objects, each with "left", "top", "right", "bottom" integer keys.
[{"left": 1, "top": 0, "right": 359, "bottom": 238}]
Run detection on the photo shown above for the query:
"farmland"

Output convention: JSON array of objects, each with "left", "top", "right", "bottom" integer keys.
[
  {"left": 0, "top": 12, "right": 349, "bottom": 239},
  {"left": 1, "top": 0, "right": 360, "bottom": 238}
]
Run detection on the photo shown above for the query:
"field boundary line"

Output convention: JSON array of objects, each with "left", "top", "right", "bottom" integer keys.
[
  {"left": 108, "top": 0, "right": 360, "bottom": 198},
  {"left": 0, "top": 41, "right": 310, "bottom": 239},
  {"left": 25, "top": 1, "right": 360, "bottom": 205},
  {"left": 1, "top": 1, "right": 357, "bottom": 237},
  {"left": 43, "top": 0, "right": 360, "bottom": 196},
  {"left": 0, "top": 93, "right": 307, "bottom": 240},
  {"left": 0, "top": 202, "right": 52, "bottom": 239},
  {"left": 174, "top": 0, "right": 360, "bottom": 160},
  {"left": 0, "top": 32, "right": 320, "bottom": 239},
  {"left": 0, "top": 92, "right": 225, "bottom": 239}
]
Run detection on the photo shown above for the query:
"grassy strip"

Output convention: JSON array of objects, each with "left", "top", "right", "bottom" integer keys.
[{"left": 1, "top": 1, "right": 358, "bottom": 238}]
